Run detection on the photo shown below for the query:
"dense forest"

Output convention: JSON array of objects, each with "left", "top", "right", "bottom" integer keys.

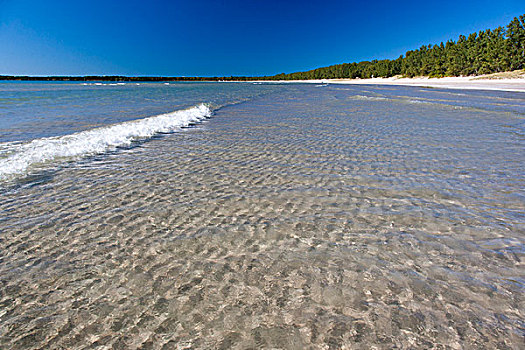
[
  {"left": 270, "top": 14, "right": 525, "bottom": 80},
  {"left": 1, "top": 15, "right": 524, "bottom": 82}
]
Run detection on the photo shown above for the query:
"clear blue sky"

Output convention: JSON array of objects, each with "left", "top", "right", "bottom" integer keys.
[{"left": 0, "top": 0, "right": 523, "bottom": 76}]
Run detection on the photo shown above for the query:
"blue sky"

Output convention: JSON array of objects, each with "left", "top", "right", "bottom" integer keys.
[{"left": 0, "top": 0, "right": 523, "bottom": 76}]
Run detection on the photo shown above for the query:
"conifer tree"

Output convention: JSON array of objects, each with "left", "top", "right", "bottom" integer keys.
[{"left": 271, "top": 15, "right": 525, "bottom": 80}]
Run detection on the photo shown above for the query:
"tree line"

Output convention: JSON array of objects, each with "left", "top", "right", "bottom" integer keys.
[
  {"left": 1, "top": 15, "right": 523, "bottom": 81},
  {"left": 269, "top": 14, "right": 525, "bottom": 80}
]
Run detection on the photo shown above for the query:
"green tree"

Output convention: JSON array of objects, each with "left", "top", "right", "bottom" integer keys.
[{"left": 507, "top": 15, "right": 525, "bottom": 70}]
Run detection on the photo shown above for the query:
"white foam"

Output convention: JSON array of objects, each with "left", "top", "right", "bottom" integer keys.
[
  {"left": 83, "top": 82, "right": 129, "bottom": 86},
  {"left": 352, "top": 95, "right": 387, "bottom": 101},
  {"left": 0, "top": 104, "right": 212, "bottom": 180},
  {"left": 407, "top": 99, "right": 427, "bottom": 104}
]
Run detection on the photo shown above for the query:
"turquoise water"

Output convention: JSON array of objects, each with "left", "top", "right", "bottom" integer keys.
[
  {"left": 0, "top": 82, "right": 281, "bottom": 180},
  {"left": 0, "top": 82, "right": 524, "bottom": 348},
  {"left": 0, "top": 81, "right": 280, "bottom": 142}
]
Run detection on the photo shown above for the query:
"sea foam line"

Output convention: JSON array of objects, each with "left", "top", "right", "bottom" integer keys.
[{"left": 0, "top": 104, "right": 212, "bottom": 180}]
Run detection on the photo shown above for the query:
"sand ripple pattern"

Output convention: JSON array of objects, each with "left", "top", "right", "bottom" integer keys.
[{"left": 0, "top": 86, "right": 524, "bottom": 349}]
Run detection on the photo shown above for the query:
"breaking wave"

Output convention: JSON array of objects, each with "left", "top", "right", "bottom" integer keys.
[{"left": 0, "top": 104, "right": 212, "bottom": 180}]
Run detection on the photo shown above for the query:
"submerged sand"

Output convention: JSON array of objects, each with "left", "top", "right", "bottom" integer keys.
[{"left": 1, "top": 84, "right": 524, "bottom": 349}]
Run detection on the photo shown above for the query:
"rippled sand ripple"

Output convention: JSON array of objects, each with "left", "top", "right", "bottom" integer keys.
[{"left": 1, "top": 86, "right": 524, "bottom": 349}]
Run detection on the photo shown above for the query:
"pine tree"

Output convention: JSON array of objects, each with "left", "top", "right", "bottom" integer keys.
[
  {"left": 507, "top": 15, "right": 525, "bottom": 70},
  {"left": 271, "top": 15, "right": 525, "bottom": 80}
]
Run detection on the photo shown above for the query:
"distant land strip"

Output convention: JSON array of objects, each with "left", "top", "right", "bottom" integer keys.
[
  {"left": 0, "top": 76, "right": 263, "bottom": 82},
  {"left": 1, "top": 15, "right": 523, "bottom": 82}
]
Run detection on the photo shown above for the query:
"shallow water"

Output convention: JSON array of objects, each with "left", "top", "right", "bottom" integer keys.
[{"left": 0, "top": 83, "right": 524, "bottom": 349}]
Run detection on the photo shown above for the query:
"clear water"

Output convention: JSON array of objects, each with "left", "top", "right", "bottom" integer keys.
[
  {"left": 0, "top": 82, "right": 524, "bottom": 348},
  {"left": 0, "top": 81, "right": 280, "bottom": 142}
]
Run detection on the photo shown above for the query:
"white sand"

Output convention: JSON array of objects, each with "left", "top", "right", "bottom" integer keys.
[
  {"left": 326, "top": 76, "right": 525, "bottom": 92},
  {"left": 260, "top": 75, "right": 525, "bottom": 92}
]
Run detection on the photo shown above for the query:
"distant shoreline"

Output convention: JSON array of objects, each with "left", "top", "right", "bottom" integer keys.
[
  {"left": 245, "top": 71, "right": 525, "bottom": 92},
  {"left": 1, "top": 71, "right": 524, "bottom": 92}
]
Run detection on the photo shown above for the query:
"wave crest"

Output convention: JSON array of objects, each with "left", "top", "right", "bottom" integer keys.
[{"left": 0, "top": 104, "right": 212, "bottom": 180}]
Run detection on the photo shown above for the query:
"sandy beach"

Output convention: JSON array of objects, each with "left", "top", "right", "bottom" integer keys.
[
  {"left": 260, "top": 71, "right": 525, "bottom": 92},
  {"left": 329, "top": 76, "right": 525, "bottom": 92}
]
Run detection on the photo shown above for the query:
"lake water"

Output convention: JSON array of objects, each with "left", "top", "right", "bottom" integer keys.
[{"left": 0, "top": 82, "right": 524, "bottom": 348}]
